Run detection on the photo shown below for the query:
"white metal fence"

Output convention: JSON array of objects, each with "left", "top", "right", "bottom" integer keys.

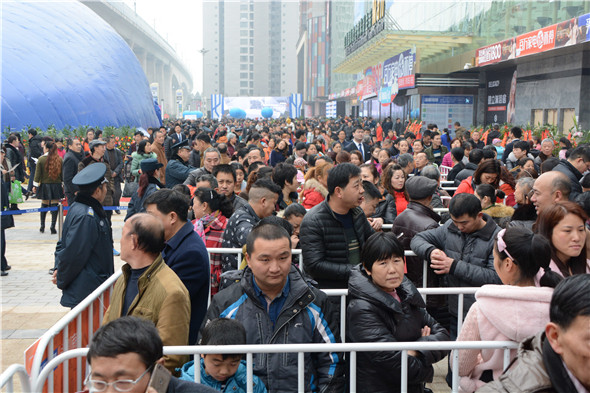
[
  {"left": 4, "top": 247, "right": 480, "bottom": 393},
  {"left": 31, "top": 341, "right": 519, "bottom": 393}
]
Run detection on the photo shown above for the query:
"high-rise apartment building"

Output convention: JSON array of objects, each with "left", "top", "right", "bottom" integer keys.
[{"left": 202, "top": 0, "right": 299, "bottom": 103}]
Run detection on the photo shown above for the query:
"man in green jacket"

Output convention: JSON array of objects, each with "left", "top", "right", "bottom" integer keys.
[
  {"left": 102, "top": 213, "right": 190, "bottom": 374},
  {"left": 424, "top": 132, "right": 449, "bottom": 166}
]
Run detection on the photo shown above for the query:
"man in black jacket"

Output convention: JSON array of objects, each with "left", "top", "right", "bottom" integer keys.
[
  {"left": 103, "top": 137, "right": 124, "bottom": 213},
  {"left": 411, "top": 193, "right": 501, "bottom": 338},
  {"left": 300, "top": 163, "right": 373, "bottom": 289},
  {"left": 62, "top": 138, "right": 83, "bottom": 205},
  {"left": 552, "top": 145, "right": 590, "bottom": 201},
  {"left": 26, "top": 129, "right": 43, "bottom": 195}
]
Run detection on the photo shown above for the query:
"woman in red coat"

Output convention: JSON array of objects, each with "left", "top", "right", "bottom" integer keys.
[{"left": 301, "top": 161, "right": 333, "bottom": 209}]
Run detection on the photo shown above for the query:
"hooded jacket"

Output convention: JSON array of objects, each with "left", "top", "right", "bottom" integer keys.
[
  {"left": 202, "top": 266, "right": 346, "bottom": 393},
  {"left": 301, "top": 178, "right": 328, "bottom": 209},
  {"left": 346, "top": 266, "right": 450, "bottom": 393},
  {"left": 410, "top": 214, "right": 501, "bottom": 317},
  {"left": 455, "top": 285, "right": 553, "bottom": 393}
]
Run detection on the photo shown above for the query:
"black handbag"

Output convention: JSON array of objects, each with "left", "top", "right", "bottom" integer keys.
[{"left": 122, "top": 181, "right": 139, "bottom": 197}]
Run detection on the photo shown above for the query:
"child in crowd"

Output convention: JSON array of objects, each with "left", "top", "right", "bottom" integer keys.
[{"left": 180, "top": 318, "right": 267, "bottom": 393}]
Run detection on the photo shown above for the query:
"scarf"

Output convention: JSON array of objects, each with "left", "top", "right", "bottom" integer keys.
[{"left": 194, "top": 210, "right": 220, "bottom": 240}]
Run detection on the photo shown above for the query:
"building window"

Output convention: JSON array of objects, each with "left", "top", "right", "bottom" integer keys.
[
  {"left": 240, "top": 72, "right": 248, "bottom": 78},
  {"left": 240, "top": 81, "right": 248, "bottom": 87},
  {"left": 240, "top": 4, "right": 247, "bottom": 11},
  {"left": 562, "top": 108, "right": 576, "bottom": 133},
  {"left": 240, "top": 55, "right": 248, "bottom": 62},
  {"left": 545, "top": 109, "right": 557, "bottom": 126},
  {"left": 240, "top": 21, "right": 248, "bottom": 28},
  {"left": 249, "top": 65, "right": 254, "bottom": 71},
  {"left": 240, "top": 64, "right": 248, "bottom": 70},
  {"left": 240, "top": 47, "right": 248, "bottom": 54},
  {"left": 249, "top": 47, "right": 254, "bottom": 54},
  {"left": 240, "top": 30, "right": 248, "bottom": 37},
  {"left": 240, "top": 38, "right": 248, "bottom": 45}
]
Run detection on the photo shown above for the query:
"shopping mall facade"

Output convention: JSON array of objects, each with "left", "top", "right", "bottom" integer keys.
[{"left": 301, "top": 0, "right": 590, "bottom": 132}]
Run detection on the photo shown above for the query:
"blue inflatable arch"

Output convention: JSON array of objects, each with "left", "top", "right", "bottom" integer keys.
[{"left": 1, "top": 2, "right": 159, "bottom": 131}]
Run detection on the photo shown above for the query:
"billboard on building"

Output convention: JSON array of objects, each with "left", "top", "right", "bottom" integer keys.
[
  {"left": 476, "top": 12, "right": 590, "bottom": 67},
  {"left": 380, "top": 47, "right": 416, "bottom": 105},
  {"left": 485, "top": 68, "right": 517, "bottom": 125}
]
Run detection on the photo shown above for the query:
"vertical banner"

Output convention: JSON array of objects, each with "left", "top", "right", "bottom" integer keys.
[
  {"left": 485, "top": 69, "right": 515, "bottom": 124},
  {"left": 210, "top": 94, "right": 224, "bottom": 120},
  {"left": 289, "top": 93, "right": 302, "bottom": 118},
  {"left": 176, "top": 89, "right": 183, "bottom": 119},
  {"left": 150, "top": 83, "right": 159, "bottom": 105}
]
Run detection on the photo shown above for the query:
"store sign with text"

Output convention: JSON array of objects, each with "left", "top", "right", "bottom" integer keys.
[
  {"left": 379, "top": 48, "right": 416, "bottom": 105},
  {"left": 476, "top": 12, "right": 590, "bottom": 67}
]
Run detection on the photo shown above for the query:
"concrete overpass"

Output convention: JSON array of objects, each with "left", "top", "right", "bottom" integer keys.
[{"left": 83, "top": 1, "right": 193, "bottom": 118}]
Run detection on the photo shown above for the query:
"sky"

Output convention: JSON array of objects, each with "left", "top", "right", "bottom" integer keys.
[{"left": 121, "top": 0, "right": 204, "bottom": 94}]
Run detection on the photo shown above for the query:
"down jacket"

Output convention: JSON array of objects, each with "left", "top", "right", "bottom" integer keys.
[
  {"left": 300, "top": 199, "right": 374, "bottom": 288},
  {"left": 202, "top": 266, "right": 346, "bottom": 393},
  {"left": 346, "top": 266, "right": 450, "bottom": 393},
  {"left": 410, "top": 214, "right": 501, "bottom": 317}
]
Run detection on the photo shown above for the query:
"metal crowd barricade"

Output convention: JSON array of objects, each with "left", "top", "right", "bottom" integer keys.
[
  {"left": 24, "top": 247, "right": 460, "bottom": 393},
  {"left": 27, "top": 270, "right": 122, "bottom": 393},
  {"left": 0, "top": 365, "right": 31, "bottom": 393},
  {"left": 32, "top": 341, "right": 519, "bottom": 393}
]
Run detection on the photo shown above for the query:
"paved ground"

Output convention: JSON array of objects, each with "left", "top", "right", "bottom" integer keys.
[{"left": 1, "top": 198, "right": 451, "bottom": 392}]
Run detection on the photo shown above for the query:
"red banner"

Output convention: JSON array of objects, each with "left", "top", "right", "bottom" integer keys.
[
  {"left": 398, "top": 75, "right": 415, "bottom": 89},
  {"left": 516, "top": 25, "right": 556, "bottom": 57}
]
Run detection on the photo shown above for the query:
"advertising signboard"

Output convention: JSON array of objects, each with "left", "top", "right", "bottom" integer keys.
[
  {"left": 485, "top": 69, "right": 517, "bottom": 124},
  {"left": 476, "top": 12, "right": 590, "bottom": 67},
  {"left": 380, "top": 48, "right": 416, "bottom": 105},
  {"left": 357, "top": 63, "right": 382, "bottom": 100},
  {"left": 515, "top": 25, "right": 556, "bottom": 57}
]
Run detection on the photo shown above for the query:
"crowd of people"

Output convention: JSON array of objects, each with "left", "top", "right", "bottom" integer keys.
[{"left": 2, "top": 117, "right": 590, "bottom": 393}]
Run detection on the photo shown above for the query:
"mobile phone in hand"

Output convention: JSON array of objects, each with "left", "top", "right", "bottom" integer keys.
[{"left": 146, "top": 364, "right": 171, "bottom": 393}]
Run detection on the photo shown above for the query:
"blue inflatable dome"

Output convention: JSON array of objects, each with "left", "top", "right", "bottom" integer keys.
[{"left": 1, "top": 2, "right": 159, "bottom": 131}]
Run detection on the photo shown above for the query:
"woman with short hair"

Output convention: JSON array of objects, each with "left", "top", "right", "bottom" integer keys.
[{"left": 347, "top": 232, "right": 449, "bottom": 393}]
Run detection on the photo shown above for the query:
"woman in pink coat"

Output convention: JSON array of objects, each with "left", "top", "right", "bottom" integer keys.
[{"left": 453, "top": 227, "right": 562, "bottom": 392}]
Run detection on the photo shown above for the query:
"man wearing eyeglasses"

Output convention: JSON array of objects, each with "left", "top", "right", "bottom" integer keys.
[{"left": 85, "top": 316, "right": 217, "bottom": 393}]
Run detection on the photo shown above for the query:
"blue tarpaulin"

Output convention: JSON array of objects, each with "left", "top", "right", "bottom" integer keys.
[{"left": 1, "top": 2, "right": 159, "bottom": 131}]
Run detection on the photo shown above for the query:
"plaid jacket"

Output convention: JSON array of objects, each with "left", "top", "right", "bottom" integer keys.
[{"left": 202, "top": 214, "right": 228, "bottom": 295}]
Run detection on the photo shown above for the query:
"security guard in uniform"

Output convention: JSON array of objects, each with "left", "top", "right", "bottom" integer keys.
[
  {"left": 165, "top": 139, "right": 196, "bottom": 188},
  {"left": 53, "top": 163, "right": 114, "bottom": 308}
]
